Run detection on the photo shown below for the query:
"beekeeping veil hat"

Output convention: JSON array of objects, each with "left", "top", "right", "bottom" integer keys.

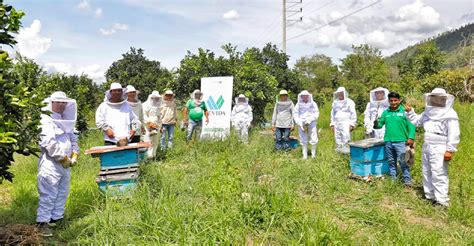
[
  {"left": 146, "top": 90, "right": 162, "bottom": 107},
  {"left": 333, "top": 87, "right": 348, "bottom": 103},
  {"left": 42, "top": 91, "right": 77, "bottom": 133},
  {"left": 235, "top": 94, "right": 249, "bottom": 105},
  {"left": 370, "top": 87, "right": 390, "bottom": 107},
  {"left": 423, "top": 88, "right": 457, "bottom": 120}
]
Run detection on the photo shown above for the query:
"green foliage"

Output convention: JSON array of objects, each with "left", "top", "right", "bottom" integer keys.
[
  {"left": 386, "top": 23, "right": 473, "bottom": 69},
  {"left": 105, "top": 47, "right": 174, "bottom": 101},
  {"left": 175, "top": 44, "right": 292, "bottom": 124},
  {"left": 398, "top": 41, "right": 446, "bottom": 81},
  {"left": 0, "top": 1, "right": 43, "bottom": 183},
  {"left": 339, "top": 44, "right": 393, "bottom": 112},
  {"left": 294, "top": 54, "right": 341, "bottom": 105},
  {"left": 36, "top": 74, "right": 102, "bottom": 132},
  {"left": 0, "top": 0, "right": 24, "bottom": 47},
  {"left": 417, "top": 67, "right": 471, "bottom": 102}
]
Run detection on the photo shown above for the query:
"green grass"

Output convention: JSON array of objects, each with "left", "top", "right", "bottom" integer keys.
[{"left": 1, "top": 103, "right": 473, "bottom": 244}]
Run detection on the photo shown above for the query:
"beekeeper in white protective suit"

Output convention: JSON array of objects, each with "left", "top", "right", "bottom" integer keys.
[
  {"left": 143, "top": 91, "right": 162, "bottom": 158},
  {"left": 364, "top": 87, "right": 390, "bottom": 139},
  {"left": 231, "top": 94, "right": 253, "bottom": 143},
  {"left": 405, "top": 88, "right": 460, "bottom": 207},
  {"left": 36, "top": 91, "right": 79, "bottom": 237},
  {"left": 125, "top": 85, "right": 144, "bottom": 143},
  {"left": 294, "top": 90, "right": 320, "bottom": 159},
  {"left": 330, "top": 87, "right": 357, "bottom": 153},
  {"left": 96, "top": 82, "right": 140, "bottom": 146}
]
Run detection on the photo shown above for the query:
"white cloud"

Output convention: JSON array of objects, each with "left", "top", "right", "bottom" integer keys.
[
  {"left": 44, "top": 62, "right": 106, "bottom": 83},
  {"left": 223, "top": 10, "right": 240, "bottom": 20},
  {"left": 77, "top": 0, "right": 90, "bottom": 11},
  {"left": 364, "top": 30, "right": 393, "bottom": 49},
  {"left": 95, "top": 8, "right": 103, "bottom": 18},
  {"left": 16, "top": 20, "right": 52, "bottom": 59},
  {"left": 390, "top": 0, "right": 441, "bottom": 33},
  {"left": 99, "top": 23, "right": 129, "bottom": 35},
  {"left": 336, "top": 31, "right": 355, "bottom": 51}
]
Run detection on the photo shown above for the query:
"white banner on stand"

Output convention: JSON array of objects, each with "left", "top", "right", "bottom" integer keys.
[{"left": 200, "top": 76, "right": 234, "bottom": 139}]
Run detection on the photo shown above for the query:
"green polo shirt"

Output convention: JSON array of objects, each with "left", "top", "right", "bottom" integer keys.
[
  {"left": 375, "top": 105, "right": 416, "bottom": 142},
  {"left": 186, "top": 99, "right": 207, "bottom": 121}
]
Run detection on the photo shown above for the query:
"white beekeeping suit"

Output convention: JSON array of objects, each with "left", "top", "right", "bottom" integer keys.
[
  {"left": 143, "top": 91, "right": 162, "bottom": 158},
  {"left": 37, "top": 91, "right": 79, "bottom": 230},
  {"left": 364, "top": 87, "right": 389, "bottom": 139},
  {"left": 294, "top": 90, "right": 320, "bottom": 159},
  {"left": 125, "top": 85, "right": 144, "bottom": 142},
  {"left": 96, "top": 83, "right": 140, "bottom": 144},
  {"left": 330, "top": 87, "right": 357, "bottom": 153},
  {"left": 231, "top": 94, "right": 253, "bottom": 143},
  {"left": 406, "top": 88, "right": 460, "bottom": 207}
]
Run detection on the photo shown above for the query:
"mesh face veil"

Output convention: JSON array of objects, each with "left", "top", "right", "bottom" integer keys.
[
  {"left": 423, "top": 88, "right": 456, "bottom": 120},
  {"left": 43, "top": 91, "right": 77, "bottom": 133},
  {"left": 333, "top": 87, "right": 348, "bottom": 103}
]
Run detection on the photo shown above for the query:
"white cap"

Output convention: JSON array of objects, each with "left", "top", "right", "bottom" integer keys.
[
  {"left": 164, "top": 90, "right": 174, "bottom": 95},
  {"left": 125, "top": 85, "right": 138, "bottom": 93},
  {"left": 110, "top": 82, "right": 123, "bottom": 91},
  {"left": 238, "top": 94, "right": 246, "bottom": 98},
  {"left": 50, "top": 91, "right": 71, "bottom": 102},
  {"left": 150, "top": 90, "right": 161, "bottom": 98},
  {"left": 431, "top": 88, "right": 447, "bottom": 94},
  {"left": 279, "top": 90, "right": 288, "bottom": 95}
]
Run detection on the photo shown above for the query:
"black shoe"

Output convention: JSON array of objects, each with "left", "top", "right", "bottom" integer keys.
[
  {"left": 36, "top": 222, "right": 53, "bottom": 237},
  {"left": 49, "top": 218, "right": 63, "bottom": 227}
]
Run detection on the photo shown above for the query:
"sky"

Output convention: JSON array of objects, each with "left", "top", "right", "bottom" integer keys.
[{"left": 7, "top": 0, "right": 474, "bottom": 83}]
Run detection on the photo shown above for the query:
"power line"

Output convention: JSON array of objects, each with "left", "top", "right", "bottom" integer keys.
[{"left": 287, "top": 0, "right": 381, "bottom": 41}]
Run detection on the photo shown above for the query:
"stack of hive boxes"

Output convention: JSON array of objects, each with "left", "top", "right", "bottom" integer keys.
[{"left": 349, "top": 138, "right": 389, "bottom": 179}]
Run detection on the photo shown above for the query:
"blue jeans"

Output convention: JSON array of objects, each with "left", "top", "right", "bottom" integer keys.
[
  {"left": 160, "top": 124, "right": 175, "bottom": 150},
  {"left": 186, "top": 120, "right": 202, "bottom": 142},
  {"left": 275, "top": 128, "right": 290, "bottom": 150},
  {"left": 385, "top": 141, "right": 412, "bottom": 184}
]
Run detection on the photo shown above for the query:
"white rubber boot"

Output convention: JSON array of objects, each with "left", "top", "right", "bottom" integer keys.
[
  {"left": 302, "top": 145, "right": 308, "bottom": 159},
  {"left": 311, "top": 145, "right": 316, "bottom": 158}
]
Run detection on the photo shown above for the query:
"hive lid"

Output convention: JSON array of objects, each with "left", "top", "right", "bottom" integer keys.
[
  {"left": 85, "top": 142, "right": 151, "bottom": 154},
  {"left": 349, "top": 138, "right": 385, "bottom": 148}
]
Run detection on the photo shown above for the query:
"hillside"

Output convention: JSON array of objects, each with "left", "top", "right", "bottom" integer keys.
[{"left": 386, "top": 23, "right": 473, "bottom": 68}]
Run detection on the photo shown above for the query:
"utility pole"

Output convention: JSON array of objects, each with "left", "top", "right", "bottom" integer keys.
[
  {"left": 282, "top": 0, "right": 287, "bottom": 53},
  {"left": 283, "top": 0, "right": 303, "bottom": 53}
]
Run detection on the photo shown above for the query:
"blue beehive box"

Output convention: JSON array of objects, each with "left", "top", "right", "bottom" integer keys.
[
  {"left": 99, "top": 148, "right": 139, "bottom": 170},
  {"left": 349, "top": 138, "right": 389, "bottom": 177},
  {"left": 96, "top": 167, "right": 139, "bottom": 194}
]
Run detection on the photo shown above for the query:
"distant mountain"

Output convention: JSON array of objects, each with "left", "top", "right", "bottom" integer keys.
[{"left": 385, "top": 23, "right": 473, "bottom": 68}]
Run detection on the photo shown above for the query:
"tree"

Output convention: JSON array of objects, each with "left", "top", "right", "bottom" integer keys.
[
  {"left": 294, "top": 54, "right": 341, "bottom": 104},
  {"left": 105, "top": 47, "right": 173, "bottom": 101},
  {"left": 0, "top": 1, "right": 43, "bottom": 183},
  {"left": 398, "top": 41, "right": 446, "bottom": 81},
  {"left": 340, "top": 44, "right": 392, "bottom": 112},
  {"left": 174, "top": 48, "right": 232, "bottom": 100}
]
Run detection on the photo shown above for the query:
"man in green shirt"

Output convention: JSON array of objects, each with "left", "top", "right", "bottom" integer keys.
[
  {"left": 374, "top": 91, "right": 416, "bottom": 186},
  {"left": 183, "top": 89, "right": 209, "bottom": 142}
]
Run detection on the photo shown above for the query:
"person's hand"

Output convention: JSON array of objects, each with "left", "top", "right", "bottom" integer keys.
[
  {"left": 105, "top": 128, "right": 114, "bottom": 138},
  {"left": 444, "top": 151, "right": 453, "bottom": 161},
  {"left": 291, "top": 126, "right": 295, "bottom": 132},
  {"left": 330, "top": 126, "right": 335, "bottom": 132},
  {"left": 160, "top": 127, "right": 164, "bottom": 133},
  {"left": 70, "top": 152, "right": 79, "bottom": 166},
  {"left": 406, "top": 138, "right": 414, "bottom": 147},
  {"left": 404, "top": 103, "right": 412, "bottom": 112},
  {"left": 59, "top": 155, "right": 71, "bottom": 168},
  {"left": 205, "top": 118, "right": 209, "bottom": 125},
  {"left": 350, "top": 126, "right": 355, "bottom": 132},
  {"left": 271, "top": 126, "right": 276, "bottom": 132},
  {"left": 183, "top": 121, "right": 189, "bottom": 127}
]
